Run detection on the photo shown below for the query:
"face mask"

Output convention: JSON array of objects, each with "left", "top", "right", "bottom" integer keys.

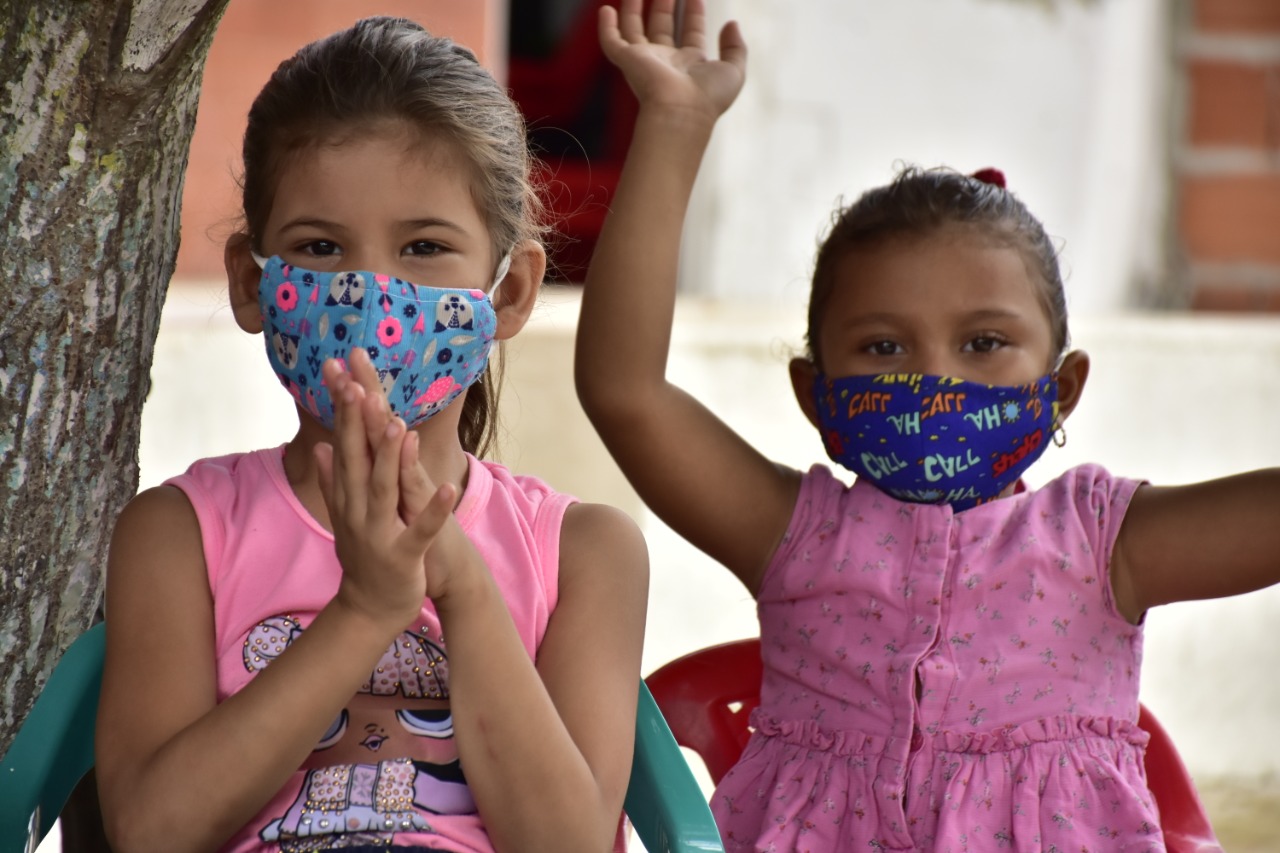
[
  {"left": 254, "top": 252, "right": 510, "bottom": 430},
  {"left": 812, "top": 371, "right": 1059, "bottom": 511}
]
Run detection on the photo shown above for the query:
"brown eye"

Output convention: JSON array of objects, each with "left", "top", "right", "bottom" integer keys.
[
  {"left": 303, "top": 240, "right": 340, "bottom": 257},
  {"left": 867, "top": 340, "right": 903, "bottom": 356},
  {"left": 405, "top": 241, "right": 444, "bottom": 257},
  {"left": 966, "top": 336, "right": 1005, "bottom": 354}
]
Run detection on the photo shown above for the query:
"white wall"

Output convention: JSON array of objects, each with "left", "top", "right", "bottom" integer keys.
[
  {"left": 142, "top": 288, "right": 1280, "bottom": 781},
  {"left": 681, "top": 0, "right": 1170, "bottom": 314}
]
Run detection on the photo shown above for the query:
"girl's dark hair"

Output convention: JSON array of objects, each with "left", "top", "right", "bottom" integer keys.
[
  {"left": 240, "top": 16, "right": 544, "bottom": 456},
  {"left": 807, "top": 166, "right": 1068, "bottom": 369}
]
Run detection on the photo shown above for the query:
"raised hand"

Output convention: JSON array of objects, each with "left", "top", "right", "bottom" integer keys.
[{"left": 600, "top": 0, "right": 747, "bottom": 120}]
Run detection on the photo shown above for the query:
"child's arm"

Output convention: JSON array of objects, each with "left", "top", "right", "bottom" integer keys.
[
  {"left": 405, "top": 482, "right": 647, "bottom": 852},
  {"left": 1110, "top": 470, "right": 1280, "bottom": 622},
  {"left": 95, "top": 393, "right": 451, "bottom": 852},
  {"left": 576, "top": 0, "right": 793, "bottom": 594}
]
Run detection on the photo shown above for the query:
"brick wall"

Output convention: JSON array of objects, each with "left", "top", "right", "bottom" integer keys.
[
  {"left": 1178, "top": 0, "right": 1280, "bottom": 311},
  {"left": 173, "top": 1, "right": 495, "bottom": 283}
]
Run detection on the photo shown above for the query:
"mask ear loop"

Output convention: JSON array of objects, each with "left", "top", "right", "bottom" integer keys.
[
  {"left": 488, "top": 252, "right": 512, "bottom": 299},
  {"left": 1049, "top": 350, "right": 1068, "bottom": 447},
  {"left": 250, "top": 250, "right": 269, "bottom": 270}
]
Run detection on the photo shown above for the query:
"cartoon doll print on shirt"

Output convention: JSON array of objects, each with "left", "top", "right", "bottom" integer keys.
[{"left": 243, "top": 616, "right": 475, "bottom": 850}]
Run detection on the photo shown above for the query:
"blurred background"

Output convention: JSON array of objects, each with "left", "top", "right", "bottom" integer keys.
[{"left": 82, "top": 0, "right": 1280, "bottom": 848}]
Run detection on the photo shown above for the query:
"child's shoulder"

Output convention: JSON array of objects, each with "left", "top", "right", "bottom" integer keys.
[
  {"left": 1032, "top": 462, "right": 1145, "bottom": 505},
  {"left": 155, "top": 445, "right": 286, "bottom": 514},
  {"left": 457, "top": 454, "right": 580, "bottom": 540},
  {"left": 165, "top": 445, "right": 285, "bottom": 490}
]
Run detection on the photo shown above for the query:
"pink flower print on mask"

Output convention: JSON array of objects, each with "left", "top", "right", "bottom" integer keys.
[
  {"left": 414, "top": 376, "right": 459, "bottom": 411},
  {"left": 377, "top": 316, "right": 403, "bottom": 348},
  {"left": 275, "top": 281, "right": 298, "bottom": 312}
]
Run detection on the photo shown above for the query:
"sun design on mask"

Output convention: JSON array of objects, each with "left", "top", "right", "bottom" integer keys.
[{"left": 1002, "top": 402, "right": 1021, "bottom": 422}]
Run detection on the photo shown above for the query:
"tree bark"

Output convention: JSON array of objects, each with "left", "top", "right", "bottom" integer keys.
[{"left": 0, "top": 0, "right": 230, "bottom": 756}]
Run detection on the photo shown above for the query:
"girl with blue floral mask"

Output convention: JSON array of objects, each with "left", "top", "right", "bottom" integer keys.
[
  {"left": 97, "top": 17, "right": 647, "bottom": 853},
  {"left": 577, "top": 1, "right": 1280, "bottom": 850}
]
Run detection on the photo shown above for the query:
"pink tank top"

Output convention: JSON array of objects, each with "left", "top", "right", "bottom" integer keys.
[{"left": 168, "top": 446, "right": 574, "bottom": 853}]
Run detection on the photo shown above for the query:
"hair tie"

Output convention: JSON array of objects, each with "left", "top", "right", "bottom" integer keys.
[{"left": 970, "top": 167, "right": 1006, "bottom": 189}]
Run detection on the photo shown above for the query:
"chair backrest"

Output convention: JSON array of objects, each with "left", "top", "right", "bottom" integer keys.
[
  {"left": 0, "top": 621, "right": 106, "bottom": 852},
  {"left": 0, "top": 622, "right": 723, "bottom": 853},
  {"left": 626, "top": 683, "right": 725, "bottom": 853},
  {"left": 645, "top": 637, "right": 1223, "bottom": 853}
]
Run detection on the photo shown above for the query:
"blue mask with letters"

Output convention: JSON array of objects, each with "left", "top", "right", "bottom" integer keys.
[{"left": 812, "top": 372, "right": 1059, "bottom": 511}]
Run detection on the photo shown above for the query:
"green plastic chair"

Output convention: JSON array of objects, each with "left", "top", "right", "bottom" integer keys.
[
  {"left": 0, "top": 623, "right": 105, "bottom": 853},
  {"left": 0, "top": 623, "right": 721, "bottom": 853},
  {"left": 625, "top": 684, "right": 725, "bottom": 852}
]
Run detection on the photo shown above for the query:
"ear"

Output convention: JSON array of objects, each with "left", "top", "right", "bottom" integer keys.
[
  {"left": 492, "top": 239, "right": 545, "bottom": 341},
  {"left": 788, "top": 357, "right": 822, "bottom": 430},
  {"left": 1053, "top": 349, "right": 1090, "bottom": 425},
  {"left": 226, "top": 233, "right": 264, "bottom": 334}
]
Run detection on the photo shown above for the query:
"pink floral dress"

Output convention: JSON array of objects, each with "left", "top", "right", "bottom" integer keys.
[{"left": 713, "top": 464, "right": 1165, "bottom": 852}]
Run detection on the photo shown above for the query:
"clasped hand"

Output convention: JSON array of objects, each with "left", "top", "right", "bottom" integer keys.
[{"left": 314, "top": 350, "right": 468, "bottom": 631}]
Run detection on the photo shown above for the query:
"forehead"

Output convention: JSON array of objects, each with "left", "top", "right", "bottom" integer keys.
[
  {"left": 268, "top": 124, "right": 485, "bottom": 227},
  {"left": 824, "top": 228, "right": 1051, "bottom": 323}
]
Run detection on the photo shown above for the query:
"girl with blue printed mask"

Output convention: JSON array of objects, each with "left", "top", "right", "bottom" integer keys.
[
  {"left": 96, "top": 17, "right": 648, "bottom": 853},
  {"left": 577, "top": 1, "right": 1280, "bottom": 849}
]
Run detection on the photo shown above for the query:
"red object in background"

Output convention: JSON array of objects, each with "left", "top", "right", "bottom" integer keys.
[
  {"left": 507, "top": 0, "right": 637, "bottom": 282},
  {"left": 646, "top": 638, "right": 1224, "bottom": 853}
]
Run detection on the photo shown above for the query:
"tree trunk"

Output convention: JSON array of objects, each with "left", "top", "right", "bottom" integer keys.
[{"left": 0, "top": 0, "right": 230, "bottom": 756}]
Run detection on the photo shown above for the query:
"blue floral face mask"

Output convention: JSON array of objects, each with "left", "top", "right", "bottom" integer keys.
[
  {"left": 812, "top": 372, "right": 1060, "bottom": 511},
  {"left": 254, "top": 253, "right": 509, "bottom": 430}
]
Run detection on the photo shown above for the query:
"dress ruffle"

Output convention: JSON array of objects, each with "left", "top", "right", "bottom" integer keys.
[
  {"left": 715, "top": 712, "right": 1163, "bottom": 853},
  {"left": 934, "top": 712, "right": 1150, "bottom": 753}
]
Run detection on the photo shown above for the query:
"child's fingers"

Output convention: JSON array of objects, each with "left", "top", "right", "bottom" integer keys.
[
  {"left": 718, "top": 18, "right": 747, "bottom": 71},
  {"left": 614, "top": 0, "right": 647, "bottom": 45},
  {"left": 400, "top": 481, "right": 457, "bottom": 557},
  {"left": 332, "top": 367, "right": 371, "bottom": 519},
  {"left": 368, "top": 417, "right": 406, "bottom": 520},
  {"left": 681, "top": 0, "right": 709, "bottom": 50},
  {"left": 349, "top": 348, "right": 387, "bottom": 408},
  {"left": 323, "top": 357, "right": 358, "bottom": 410},
  {"left": 350, "top": 347, "right": 396, "bottom": 451},
  {"left": 398, "top": 432, "right": 439, "bottom": 520},
  {"left": 314, "top": 442, "right": 341, "bottom": 516},
  {"left": 360, "top": 389, "right": 393, "bottom": 451},
  {"left": 646, "top": 0, "right": 678, "bottom": 47}
]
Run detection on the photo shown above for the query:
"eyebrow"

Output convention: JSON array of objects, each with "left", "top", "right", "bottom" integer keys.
[
  {"left": 957, "top": 308, "right": 1031, "bottom": 324},
  {"left": 277, "top": 217, "right": 469, "bottom": 234},
  {"left": 842, "top": 307, "right": 1029, "bottom": 325}
]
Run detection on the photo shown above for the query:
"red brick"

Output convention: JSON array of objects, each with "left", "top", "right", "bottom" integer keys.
[
  {"left": 1180, "top": 174, "right": 1280, "bottom": 264},
  {"left": 1187, "top": 60, "right": 1279, "bottom": 148},
  {"left": 1190, "top": 282, "right": 1280, "bottom": 312},
  {"left": 1195, "top": 0, "right": 1280, "bottom": 34}
]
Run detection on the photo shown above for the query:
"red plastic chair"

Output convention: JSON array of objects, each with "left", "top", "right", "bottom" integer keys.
[{"left": 646, "top": 638, "right": 1224, "bottom": 853}]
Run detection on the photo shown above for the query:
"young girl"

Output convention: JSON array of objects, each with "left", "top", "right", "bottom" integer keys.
[
  {"left": 576, "top": 1, "right": 1278, "bottom": 850},
  {"left": 95, "top": 17, "right": 648, "bottom": 853}
]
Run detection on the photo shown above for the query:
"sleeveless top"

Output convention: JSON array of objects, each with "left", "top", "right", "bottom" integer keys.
[
  {"left": 168, "top": 447, "right": 574, "bottom": 853},
  {"left": 713, "top": 463, "right": 1165, "bottom": 852}
]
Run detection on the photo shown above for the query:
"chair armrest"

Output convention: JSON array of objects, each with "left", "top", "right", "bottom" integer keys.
[{"left": 624, "top": 682, "right": 724, "bottom": 853}]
